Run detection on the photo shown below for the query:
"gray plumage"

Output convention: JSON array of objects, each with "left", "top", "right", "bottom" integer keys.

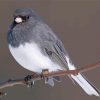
[
  {"left": 7, "top": 8, "right": 68, "bottom": 86},
  {"left": 7, "top": 8, "right": 69, "bottom": 69},
  {"left": 7, "top": 8, "right": 100, "bottom": 96}
]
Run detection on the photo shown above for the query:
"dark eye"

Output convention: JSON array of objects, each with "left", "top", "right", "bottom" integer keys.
[
  {"left": 22, "top": 16, "right": 29, "bottom": 21},
  {"left": 14, "top": 15, "right": 29, "bottom": 24}
]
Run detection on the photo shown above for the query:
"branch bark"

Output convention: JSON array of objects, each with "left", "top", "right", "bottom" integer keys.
[{"left": 0, "top": 60, "right": 100, "bottom": 97}]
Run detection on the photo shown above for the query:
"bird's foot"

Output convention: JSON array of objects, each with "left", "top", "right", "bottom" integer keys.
[
  {"left": 45, "top": 77, "right": 55, "bottom": 87},
  {"left": 24, "top": 75, "right": 34, "bottom": 88}
]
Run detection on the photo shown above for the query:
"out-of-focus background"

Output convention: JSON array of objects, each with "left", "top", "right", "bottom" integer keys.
[{"left": 0, "top": 0, "right": 100, "bottom": 100}]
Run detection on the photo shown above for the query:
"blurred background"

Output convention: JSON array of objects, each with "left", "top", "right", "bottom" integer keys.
[{"left": 0, "top": 0, "right": 100, "bottom": 100}]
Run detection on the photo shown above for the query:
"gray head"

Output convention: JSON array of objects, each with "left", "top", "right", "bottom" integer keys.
[
  {"left": 14, "top": 8, "right": 36, "bottom": 17},
  {"left": 13, "top": 8, "right": 41, "bottom": 27},
  {"left": 7, "top": 8, "right": 42, "bottom": 47},
  {"left": 14, "top": 8, "right": 40, "bottom": 22}
]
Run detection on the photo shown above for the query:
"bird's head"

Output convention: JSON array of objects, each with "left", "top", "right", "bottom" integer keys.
[
  {"left": 12, "top": 8, "right": 41, "bottom": 29},
  {"left": 7, "top": 8, "right": 42, "bottom": 47}
]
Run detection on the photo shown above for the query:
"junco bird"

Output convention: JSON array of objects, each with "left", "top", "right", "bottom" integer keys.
[{"left": 7, "top": 8, "right": 100, "bottom": 96}]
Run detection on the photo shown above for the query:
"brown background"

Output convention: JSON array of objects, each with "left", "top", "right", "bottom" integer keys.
[{"left": 0, "top": 0, "right": 100, "bottom": 100}]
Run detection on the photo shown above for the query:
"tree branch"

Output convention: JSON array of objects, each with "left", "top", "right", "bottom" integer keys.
[{"left": 0, "top": 60, "right": 100, "bottom": 97}]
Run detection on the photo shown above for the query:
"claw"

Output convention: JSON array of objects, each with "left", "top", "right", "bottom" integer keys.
[
  {"left": 24, "top": 75, "right": 32, "bottom": 83},
  {"left": 27, "top": 80, "right": 34, "bottom": 88},
  {"left": 24, "top": 75, "right": 34, "bottom": 88}
]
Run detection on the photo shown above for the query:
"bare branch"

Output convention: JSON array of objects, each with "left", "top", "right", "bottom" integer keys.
[{"left": 0, "top": 60, "right": 100, "bottom": 97}]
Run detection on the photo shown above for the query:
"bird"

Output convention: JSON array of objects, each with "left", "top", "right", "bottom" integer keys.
[{"left": 7, "top": 8, "right": 100, "bottom": 96}]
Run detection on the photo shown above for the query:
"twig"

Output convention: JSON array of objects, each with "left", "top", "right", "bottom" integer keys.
[{"left": 0, "top": 60, "right": 100, "bottom": 97}]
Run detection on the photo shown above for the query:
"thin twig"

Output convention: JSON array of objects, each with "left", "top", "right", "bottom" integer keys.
[{"left": 0, "top": 60, "right": 100, "bottom": 97}]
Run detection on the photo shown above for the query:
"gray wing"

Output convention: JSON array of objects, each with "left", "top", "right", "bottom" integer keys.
[
  {"left": 36, "top": 22, "right": 69, "bottom": 70},
  {"left": 53, "top": 40, "right": 69, "bottom": 69},
  {"left": 38, "top": 23, "right": 74, "bottom": 85},
  {"left": 42, "top": 38, "right": 69, "bottom": 70},
  {"left": 43, "top": 40, "right": 68, "bottom": 86}
]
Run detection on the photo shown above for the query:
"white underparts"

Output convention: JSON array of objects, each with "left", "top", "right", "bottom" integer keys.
[
  {"left": 9, "top": 42, "right": 99, "bottom": 96},
  {"left": 9, "top": 43, "right": 62, "bottom": 73}
]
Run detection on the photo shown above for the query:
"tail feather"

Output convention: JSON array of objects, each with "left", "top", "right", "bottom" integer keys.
[
  {"left": 66, "top": 56, "right": 100, "bottom": 96},
  {"left": 71, "top": 74, "right": 100, "bottom": 96},
  {"left": 82, "top": 75, "right": 100, "bottom": 95}
]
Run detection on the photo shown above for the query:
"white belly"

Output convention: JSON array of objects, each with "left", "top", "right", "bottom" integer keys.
[{"left": 9, "top": 43, "right": 62, "bottom": 73}]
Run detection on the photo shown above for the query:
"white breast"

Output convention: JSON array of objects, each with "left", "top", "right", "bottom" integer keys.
[{"left": 9, "top": 43, "right": 62, "bottom": 73}]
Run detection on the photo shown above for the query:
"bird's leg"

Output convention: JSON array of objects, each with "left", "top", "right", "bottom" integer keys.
[
  {"left": 24, "top": 75, "right": 35, "bottom": 88},
  {"left": 41, "top": 69, "right": 49, "bottom": 78},
  {"left": 41, "top": 69, "right": 49, "bottom": 83},
  {"left": 41, "top": 69, "right": 54, "bottom": 86}
]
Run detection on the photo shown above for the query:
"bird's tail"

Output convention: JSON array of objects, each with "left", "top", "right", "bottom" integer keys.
[{"left": 66, "top": 57, "right": 100, "bottom": 96}]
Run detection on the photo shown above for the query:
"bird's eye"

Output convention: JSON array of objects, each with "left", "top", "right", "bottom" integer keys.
[{"left": 14, "top": 16, "right": 29, "bottom": 24}]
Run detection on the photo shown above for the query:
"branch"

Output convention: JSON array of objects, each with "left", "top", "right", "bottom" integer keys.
[{"left": 0, "top": 60, "right": 100, "bottom": 97}]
